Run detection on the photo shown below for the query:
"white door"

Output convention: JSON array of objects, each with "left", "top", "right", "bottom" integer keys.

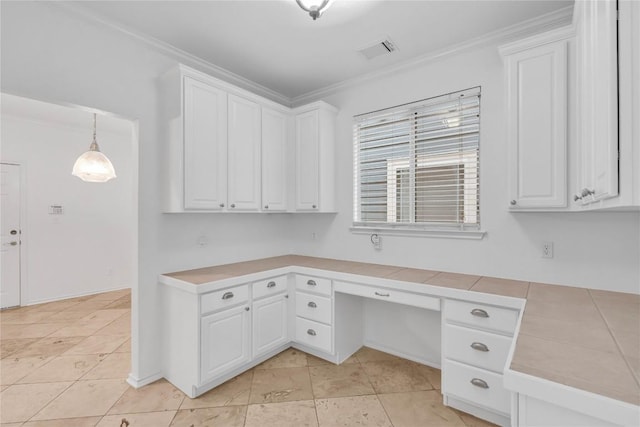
[
  {"left": 227, "top": 94, "right": 261, "bottom": 211},
  {"left": 295, "top": 110, "right": 320, "bottom": 210},
  {"left": 253, "top": 293, "right": 288, "bottom": 358},
  {"left": 183, "top": 76, "right": 228, "bottom": 210},
  {"left": 200, "top": 304, "right": 251, "bottom": 384},
  {"left": 1, "top": 163, "right": 21, "bottom": 309},
  {"left": 261, "top": 108, "right": 288, "bottom": 212}
]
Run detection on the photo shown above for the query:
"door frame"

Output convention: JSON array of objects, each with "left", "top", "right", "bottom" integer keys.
[{"left": 1, "top": 161, "right": 26, "bottom": 307}]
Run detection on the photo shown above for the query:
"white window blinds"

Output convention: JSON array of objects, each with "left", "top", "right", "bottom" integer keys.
[{"left": 353, "top": 87, "right": 480, "bottom": 230}]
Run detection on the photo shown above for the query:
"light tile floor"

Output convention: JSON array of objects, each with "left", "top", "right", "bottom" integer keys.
[{"left": 1, "top": 290, "right": 496, "bottom": 426}]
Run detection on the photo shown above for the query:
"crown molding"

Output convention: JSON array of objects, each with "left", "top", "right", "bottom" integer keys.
[
  {"left": 290, "top": 5, "right": 574, "bottom": 106},
  {"left": 51, "top": 1, "right": 292, "bottom": 107},
  {"left": 50, "top": 2, "right": 572, "bottom": 108}
]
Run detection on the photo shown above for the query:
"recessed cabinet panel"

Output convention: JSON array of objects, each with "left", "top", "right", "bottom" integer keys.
[
  {"left": 575, "top": 0, "right": 619, "bottom": 206},
  {"left": 261, "top": 108, "right": 288, "bottom": 211},
  {"left": 228, "top": 94, "right": 261, "bottom": 211},
  {"left": 184, "top": 77, "right": 227, "bottom": 210},
  {"left": 295, "top": 110, "right": 320, "bottom": 210},
  {"left": 253, "top": 294, "right": 288, "bottom": 358},
  {"left": 200, "top": 304, "right": 251, "bottom": 384},
  {"left": 505, "top": 40, "right": 567, "bottom": 209}
]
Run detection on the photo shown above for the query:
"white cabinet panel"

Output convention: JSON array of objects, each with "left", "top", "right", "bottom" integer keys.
[
  {"left": 295, "top": 275, "right": 332, "bottom": 296},
  {"left": 227, "top": 94, "right": 261, "bottom": 211},
  {"left": 444, "top": 300, "right": 518, "bottom": 336},
  {"left": 444, "top": 359, "right": 510, "bottom": 415},
  {"left": 574, "top": 0, "right": 619, "bottom": 206},
  {"left": 201, "top": 284, "right": 249, "bottom": 315},
  {"left": 295, "top": 110, "right": 320, "bottom": 210},
  {"left": 253, "top": 293, "right": 288, "bottom": 358},
  {"left": 261, "top": 108, "right": 288, "bottom": 212},
  {"left": 184, "top": 76, "right": 227, "bottom": 210},
  {"left": 504, "top": 38, "right": 568, "bottom": 209},
  {"left": 200, "top": 304, "right": 251, "bottom": 384},
  {"left": 295, "top": 292, "right": 332, "bottom": 324},
  {"left": 295, "top": 316, "right": 332, "bottom": 353},
  {"left": 443, "top": 323, "right": 512, "bottom": 373},
  {"left": 253, "top": 276, "right": 287, "bottom": 300}
]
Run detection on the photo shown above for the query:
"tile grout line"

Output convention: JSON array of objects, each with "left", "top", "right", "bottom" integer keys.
[{"left": 588, "top": 289, "right": 640, "bottom": 390}]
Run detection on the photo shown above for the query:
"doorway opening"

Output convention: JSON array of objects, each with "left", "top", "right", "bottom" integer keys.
[{"left": 0, "top": 94, "right": 138, "bottom": 309}]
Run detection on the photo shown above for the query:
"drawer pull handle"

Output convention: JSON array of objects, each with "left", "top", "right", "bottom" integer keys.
[
  {"left": 470, "top": 378, "right": 489, "bottom": 389},
  {"left": 267, "top": 281, "right": 276, "bottom": 288},
  {"left": 470, "top": 342, "right": 489, "bottom": 352},
  {"left": 222, "top": 292, "right": 234, "bottom": 300},
  {"left": 307, "top": 280, "right": 317, "bottom": 286},
  {"left": 470, "top": 308, "right": 489, "bottom": 318},
  {"left": 307, "top": 329, "right": 316, "bottom": 336},
  {"left": 375, "top": 291, "right": 390, "bottom": 297},
  {"left": 308, "top": 301, "right": 317, "bottom": 308}
]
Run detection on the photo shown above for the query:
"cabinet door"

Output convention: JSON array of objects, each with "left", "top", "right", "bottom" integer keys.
[
  {"left": 575, "top": 0, "right": 618, "bottom": 205},
  {"left": 295, "top": 110, "right": 320, "bottom": 210},
  {"left": 506, "top": 41, "right": 567, "bottom": 209},
  {"left": 252, "top": 293, "right": 288, "bottom": 358},
  {"left": 183, "top": 76, "right": 227, "bottom": 210},
  {"left": 200, "top": 304, "right": 251, "bottom": 384},
  {"left": 228, "top": 94, "right": 261, "bottom": 211},
  {"left": 261, "top": 108, "right": 288, "bottom": 211}
]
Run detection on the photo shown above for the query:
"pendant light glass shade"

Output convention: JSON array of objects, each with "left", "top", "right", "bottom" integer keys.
[{"left": 72, "top": 114, "right": 116, "bottom": 183}]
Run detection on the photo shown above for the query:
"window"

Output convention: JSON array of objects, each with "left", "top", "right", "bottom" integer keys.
[{"left": 353, "top": 87, "right": 481, "bottom": 234}]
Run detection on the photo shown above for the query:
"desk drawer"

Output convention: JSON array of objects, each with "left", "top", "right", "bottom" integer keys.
[
  {"left": 253, "top": 276, "right": 287, "bottom": 300},
  {"left": 296, "top": 292, "right": 332, "bottom": 324},
  {"left": 443, "top": 324, "right": 512, "bottom": 373},
  {"left": 443, "top": 359, "right": 510, "bottom": 415},
  {"left": 445, "top": 300, "right": 518, "bottom": 335},
  {"left": 296, "top": 275, "right": 332, "bottom": 296},
  {"left": 201, "top": 285, "right": 249, "bottom": 315},
  {"left": 295, "top": 317, "right": 332, "bottom": 353},
  {"left": 335, "top": 281, "right": 440, "bottom": 311}
]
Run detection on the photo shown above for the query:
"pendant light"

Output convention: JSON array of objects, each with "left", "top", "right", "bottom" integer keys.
[
  {"left": 72, "top": 113, "right": 117, "bottom": 183},
  {"left": 296, "top": 0, "right": 334, "bottom": 20}
]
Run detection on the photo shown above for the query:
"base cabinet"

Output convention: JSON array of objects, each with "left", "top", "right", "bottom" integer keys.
[
  {"left": 200, "top": 304, "right": 251, "bottom": 384},
  {"left": 516, "top": 395, "right": 620, "bottom": 427},
  {"left": 252, "top": 293, "right": 288, "bottom": 358}
]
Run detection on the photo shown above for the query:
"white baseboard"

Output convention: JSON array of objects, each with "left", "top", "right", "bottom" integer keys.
[
  {"left": 24, "top": 285, "right": 130, "bottom": 306},
  {"left": 127, "top": 371, "right": 163, "bottom": 389}
]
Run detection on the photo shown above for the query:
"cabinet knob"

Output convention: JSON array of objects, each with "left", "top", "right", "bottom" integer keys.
[
  {"left": 219, "top": 203, "right": 225, "bottom": 208},
  {"left": 510, "top": 200, "right": 516, "bottom": 206},
  {"left": 307, "top": 329, "right": 316, "bottom": 336},
  {"left": 264, "top": 205, "right": 269, "bottom": 209},
  {"left": 245, "top": 306, "right": 250, "bottom": 311},
  {"left": 267, "top": 281, "right": 276, "bottom": 288},
  {"left": 230, "top": 204, "right": 236, "bottom": 208},
  {"left": 470, "top": 308, "right": 489, "bottom": 318},
  {"left": 312, "top": 204, "right": 317, "bottom": 209},
  {"left": 470, "top": 378, "right": 489, "bottom": 389},
  {"left": 10, "top": 230, "right": 18, "bottom": 235},
  {"left": 307, "top": 280, "right": 317, "bottom": 286},
  {"left": 222, "top": 291, "right": 234, "bottom": 300},
  {"left": 470, "top": 342, "right": 490, "bottom": 352},
  {"left": 307, "top": 301, "right": 317, "bottom": 308}
]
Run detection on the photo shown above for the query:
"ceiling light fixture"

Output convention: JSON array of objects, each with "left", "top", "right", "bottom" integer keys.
[
  {"left": 296, "top": 0, "right": 334, "bottom": 20},
  {"left": 72, "top": 113, "right": 117, "bottom": 183}
]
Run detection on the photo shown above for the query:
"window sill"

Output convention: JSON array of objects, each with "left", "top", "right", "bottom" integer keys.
[{"left": 349, "top": 225, "right": 486, "bottom": 240}]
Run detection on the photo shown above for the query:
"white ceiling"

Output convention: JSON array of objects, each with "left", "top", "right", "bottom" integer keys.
[
  {"left": 1, "top": 93, "right": 134, "bottom": 136},
  {"left": 64, "top": 0, "right": 573, "bottom": 102}
]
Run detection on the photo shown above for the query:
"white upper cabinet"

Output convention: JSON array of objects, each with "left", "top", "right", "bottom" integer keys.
[
  {"left": 261, "top": 108, "right": 288, "bottom": 212},
  {"left": 227, "top": 94, "right": 261, "bottom": 211},
  {"left": 293, "top": 102, "right": 337, "bottom": 212},
  {"left": 161, "top": 64, "right": 337, "bottom": 214},
  {"left": 501, "top": 28, "right": 571, "bottom": 210},
  {"left": 574, "top": 0, "right": 619, "bottom": 207},
  {"left": 184, "top": 77, "right": 228, "bottom": 210}
]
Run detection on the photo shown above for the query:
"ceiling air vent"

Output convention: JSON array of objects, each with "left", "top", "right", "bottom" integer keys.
[{"left": 358, "top": 38, "right": 397, "bottom": 60}]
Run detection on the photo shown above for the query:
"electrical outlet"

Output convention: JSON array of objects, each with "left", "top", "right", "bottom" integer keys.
[
  {"left": 311, "top": 232, "right": 317, "bottom": 240},
  {"left": 542, "top": 241, "right": 554, "bottom": 259}
]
